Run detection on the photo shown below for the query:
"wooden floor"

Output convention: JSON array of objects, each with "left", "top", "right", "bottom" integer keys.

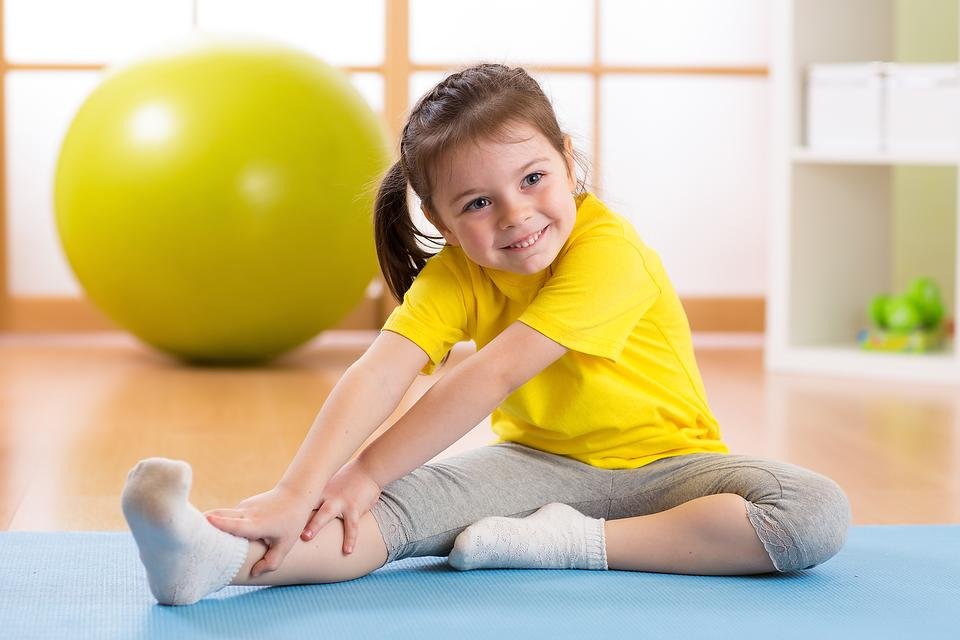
[{"left": 2, "top": 331, "right": 958, "bottom": 531}]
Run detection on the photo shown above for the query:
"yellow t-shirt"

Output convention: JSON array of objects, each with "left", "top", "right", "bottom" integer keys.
[{"left": 382, "top": 193, "right": 729, "bottom": 469}]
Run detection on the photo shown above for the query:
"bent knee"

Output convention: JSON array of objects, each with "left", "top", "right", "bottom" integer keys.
[
  {"left": 748, "top": 474, "right": 851, "bottom": 572},
  {"left": 804, "top": 477, "right": 851, "bottom": 568},
  {"left": 784, "top": 476, "right": 852, "bottom": 571}
]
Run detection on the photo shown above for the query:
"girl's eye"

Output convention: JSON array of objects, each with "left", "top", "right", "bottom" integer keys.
[
  {"left": 523, "top": 172, "right": 544, "bottom": 187},
  {"left": 464, "top": 197, "right": 491, "bottom": 212},
  {"left": 462, "top": 174, "right": 542, "bottom": 212}
]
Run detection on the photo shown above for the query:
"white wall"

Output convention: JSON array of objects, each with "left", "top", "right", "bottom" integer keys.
[{"left": 4, "top": 0, "right": 770, "bottom": 299}]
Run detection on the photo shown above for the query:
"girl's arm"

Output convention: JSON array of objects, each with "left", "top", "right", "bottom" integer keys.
[
  {"left": 296, "top": 321, "right": 568, "bottom": 557},
  {"left": 357, "top": 321, "right": 568, "bottom": 489},
  {"left": 206, "top": 329, "right": 429, "bottom": 575},
  {"left": 276, "top": 330, "right": 430, "bottom": 501}
]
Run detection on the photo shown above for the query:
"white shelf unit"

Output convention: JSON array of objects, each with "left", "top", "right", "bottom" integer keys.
[{"left": 767, "top": 0, "right": 960, "bottom": 384}]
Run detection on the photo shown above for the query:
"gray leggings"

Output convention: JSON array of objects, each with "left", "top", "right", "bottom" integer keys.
[{"left": 370, "top": 442, "right": 851, "bottom": 572}]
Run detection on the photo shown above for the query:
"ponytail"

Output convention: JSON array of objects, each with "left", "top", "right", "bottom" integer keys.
[{"left": 374, "top": 161, "right": 443, "bottom": 303}]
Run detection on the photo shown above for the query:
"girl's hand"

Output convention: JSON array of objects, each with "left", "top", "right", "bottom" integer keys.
[
  {"left": 204, "top": 485, "right": 314, "bottom": 577},
  {"left": 301, "top": 458, "right": 382, "bottom": 555}
]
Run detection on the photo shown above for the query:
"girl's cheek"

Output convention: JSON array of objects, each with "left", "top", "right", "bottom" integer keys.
[
  {"left": 461, "top": 225, "right": 488, "bottom": 247},
  {"left": 470, "top": 235, "right": 490, "bottom": 252}
]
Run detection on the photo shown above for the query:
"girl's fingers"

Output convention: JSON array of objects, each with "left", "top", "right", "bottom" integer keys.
[
  {"left": 206, "top": 513, "right": 259, "bottom": 539},
  {"left": 301, "top": 505, "right": 338, "bottom": 541},
  {"left": 204, "top": 508, "right": 244, "bottom": 519},
  {"left": 251, "top": 542, "right": 290, "bottom": 578},
  {"left": 343, "top": 516, "right": 357, "bottom": 555}
]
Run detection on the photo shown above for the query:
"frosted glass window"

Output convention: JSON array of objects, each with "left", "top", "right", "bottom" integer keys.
[
  {"left": 536, "top": 74, "right": 594, "bottom": 183},
  {"left": 349, "top": 72, "right": 384, "bottom": 115},
  {"left": 409, "top": 72, "right": 445, "bottom": 110},
  {"left": 6, "top": 72, "right": 104, "bottom": 297},
  {"left": 410, "top": 0, "right": 593, "bottom": 65},
  {"left": 601, "top": 0, "right": 770, "bottom": 67},
  {"left": 4, "top": 0, "right": 193, "bottom": 65},
  {"left": 601, "top": 75, "right": 768, "bottom": 296},
  {"left": 197, "top": 0, "right": 384, "bottom": 66},
  {"left": 407, "top": 72, "right": 593, "bottom": 244},
  {"left": 407, "top": 72, "right": 447, "bottom": 246}
]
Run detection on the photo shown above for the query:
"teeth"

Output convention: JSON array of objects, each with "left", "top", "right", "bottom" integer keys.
[{"left": 509, "top": 228, "right": 542, "bottom": 249}]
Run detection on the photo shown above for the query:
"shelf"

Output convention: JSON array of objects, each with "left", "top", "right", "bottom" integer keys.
[
  {"left": 766, "top": 0, "right": 960, "bottom": 384},
  {"left": 792, "top": 147, "right": 960, "bottom": 166},
  {"left": 767, "top": 344, "right": 959, "bottom": 384}
]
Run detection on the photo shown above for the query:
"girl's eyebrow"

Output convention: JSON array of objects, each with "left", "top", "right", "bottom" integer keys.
[{"left": 449, "top": 156, "right": 550, "bottom": 206}]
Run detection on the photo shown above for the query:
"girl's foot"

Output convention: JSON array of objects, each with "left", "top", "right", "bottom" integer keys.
[
  {"left": 448, "top": 502, "right": 607, "bottom": 571},
  {"left": 120, "top": 458, "right": 249, "bottom": 605}
]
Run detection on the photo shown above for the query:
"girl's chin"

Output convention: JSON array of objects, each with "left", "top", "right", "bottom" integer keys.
[{"left": 504, "top": 255, "right": 554, "bottom": 275}]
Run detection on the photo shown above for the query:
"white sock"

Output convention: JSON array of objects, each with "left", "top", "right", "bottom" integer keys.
[
  {"left": 448, "top": 502, "right": 608, "bottom": 571},
  {"left": 120, "top": 457, "right": 249, "bottom": 605}
]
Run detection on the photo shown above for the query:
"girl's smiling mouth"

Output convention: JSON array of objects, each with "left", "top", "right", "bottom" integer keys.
[{"left": 503, "top": 225, "right": 548, "bottom": 250}]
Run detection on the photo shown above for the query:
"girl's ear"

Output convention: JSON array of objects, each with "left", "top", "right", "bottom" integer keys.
[
  {"left": 421, "top": 204, "right": 460, "bottom": 247},
  {"left": 562, "top": 135, "right": 576, "bottom": 192}
]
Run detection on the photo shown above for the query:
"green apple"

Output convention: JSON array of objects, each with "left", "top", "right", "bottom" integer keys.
[
  {"left": 906, "top": 276, "right": 945, "bottom": 327},
  {"left": 868, "top": 294, "right": 889, "bottom": 328},
  {"left": 884, "top": 295, "right": 923, "bottom": 333}
]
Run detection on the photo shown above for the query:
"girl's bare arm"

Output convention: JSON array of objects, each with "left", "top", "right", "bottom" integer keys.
[
  {"left": 275, "top": 330, "right": 429, "bottom": 502},
  {"left": 357, "top": 321, "right": 568, "bottom": 489}
]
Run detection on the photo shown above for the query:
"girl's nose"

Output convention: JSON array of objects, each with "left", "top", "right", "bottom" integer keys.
[{"left": 501, "top": 209, "right": 533, "bottom": 229}]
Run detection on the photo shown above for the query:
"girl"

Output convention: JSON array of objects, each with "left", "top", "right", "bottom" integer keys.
[{"left": 121, "top": 63, "right": 851, "bottom": 606}]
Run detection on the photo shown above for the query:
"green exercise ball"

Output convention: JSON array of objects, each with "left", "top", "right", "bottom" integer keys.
[{"left": 55, "top": 36, "right": 390, "bottom": 364}]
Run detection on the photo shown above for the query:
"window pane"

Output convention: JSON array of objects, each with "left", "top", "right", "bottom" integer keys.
[
  {"left": 197, "top": 0, "right": 384, "bottom": 66},
  {"left": 350, "top": 72, "right": 384, "bottom": 115},
  {"left": 536, "top": 73, "right": 594, "bottom": 184},
  {"left": 601, "top": 0, "right": 770, "bottom": 66},
  {"left": 410, "top": 0, "right": 593, "bottom": 65},
  {"left": 601, "top": 75, "right": 768, "bottom": 295},
  {"left": 409, "top": 71, "right": 444, "bottom": 109},
  {"left": 4, "top": 0, "right": 193, "bottom": 64},
  {"left": 6, "top": 71, "right": 103, "bottom": 296},
  {"left": 407, "top": 72, "right": 444, "bottom": 245}
]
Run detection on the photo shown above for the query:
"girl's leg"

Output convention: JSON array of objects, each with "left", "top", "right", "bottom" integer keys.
[
  {"left": 604, "top": 493, "right": 775, "bottom": 575},
  {"left": 125, "top": 441, "right": 600, "bottom": 602},
  {"left": 603, "top": 453, "right": 852, "bottom": 573},
  {"left": 449, "top": 453, "right": 851, "bottom": 575},
  {"left": 230, "top": 512, "right": 388, "bottom": 587},
  {"left": 122, "top": 457, "right": 388, "bottom": 605},
  {"left": 368, "top": 442, "right": 613, "bottom": 564},
  {"left": 125, "top": 442, "right": 606, "bottom": 603},
  {"left": 236, "top": 438, "right": 634, "bottom": 583}
]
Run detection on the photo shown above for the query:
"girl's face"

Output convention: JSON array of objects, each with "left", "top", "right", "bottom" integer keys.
[{"left": 423, "top": 122, "right": 578, "bottom": 275}]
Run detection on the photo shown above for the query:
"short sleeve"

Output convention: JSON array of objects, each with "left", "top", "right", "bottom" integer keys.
[
  {"left": 518, "top": 232, "right": 660, "bottom": 361},
  {"left": 382, "top": 252, "right": 470, "bottom": 374}
]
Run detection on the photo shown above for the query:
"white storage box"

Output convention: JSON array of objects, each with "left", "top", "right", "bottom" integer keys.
[
  {"left": 806, "top": 63, "right": 884, "bottom": 151},
  {"left": 885, "top": 63, "right": 960, "bottom": 154}
]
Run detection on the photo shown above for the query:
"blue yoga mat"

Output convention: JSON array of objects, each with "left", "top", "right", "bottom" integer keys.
[{"left": 1, "top": 526, "right": 956, "bottom": 639}]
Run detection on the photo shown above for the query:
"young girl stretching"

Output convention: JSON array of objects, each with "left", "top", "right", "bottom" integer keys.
[{"left": 121, "top": 63, "right": 851, "bottom": 606}]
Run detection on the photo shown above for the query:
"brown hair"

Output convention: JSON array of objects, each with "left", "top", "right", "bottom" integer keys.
[{"left": 374, "top": 63, "right": 588, "bottom": 304}]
